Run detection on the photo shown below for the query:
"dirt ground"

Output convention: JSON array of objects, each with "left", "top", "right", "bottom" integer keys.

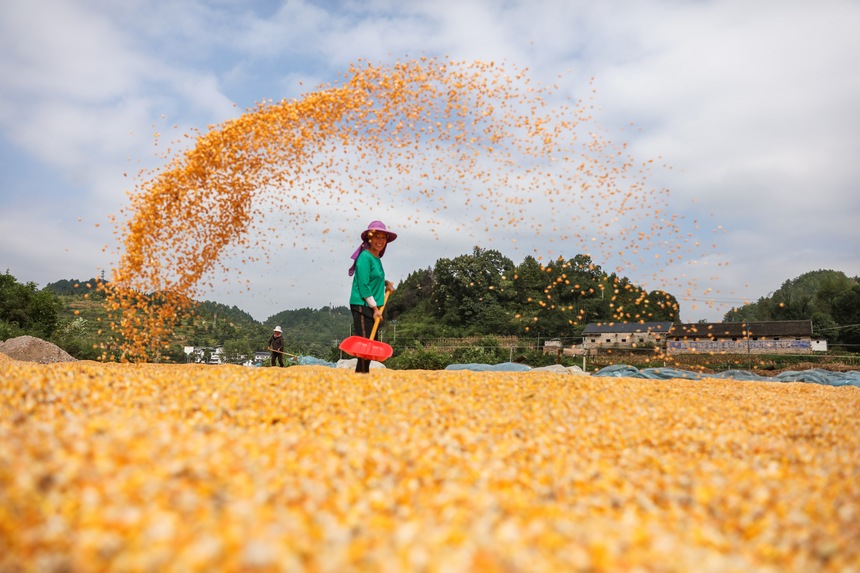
[{"left": 0, "top": 335, "right": 77, "bottom": 364}]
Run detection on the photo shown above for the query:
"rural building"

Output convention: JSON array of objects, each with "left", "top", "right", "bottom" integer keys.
[
  {"left": 183, "top": 346, "right": 225, "bottom": 364},
  {"left": 666, "top": 320, "right": 815, "bottom": 354},
  {"left": 581, "top": 322, "right": 673, "bottom": 353}
]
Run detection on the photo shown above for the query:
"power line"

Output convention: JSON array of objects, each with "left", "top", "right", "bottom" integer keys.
[
  {"left": 817, "top": 323, "right": 860, "bottom": 331},
  {"left": 678, "top": 297, "right": 764, "bottom": 305}
]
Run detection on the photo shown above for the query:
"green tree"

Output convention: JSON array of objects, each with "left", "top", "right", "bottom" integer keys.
[
  {"left": 722, "top": 269, "right": 858, "bottom": 351},
  {"left": 45, "top": 277, "right": 107, "bottom": 299},
  {"left": 265, "top": 306, "right": 352, "bottom": 357},
  {"left": 386, "top": 267, "right": 434, "bottom": 319},
  {"left": 223, "top": 338, "right": 254, "bottom": 364},
  {"left": 832, "top": 283, "right": 860, "bottom": 350},
  {"left": 510, "top": 256, "right": 573, "bottom": 337},
  {"left": 0, "top": 271, "right": 62, "bottom": 338},
  {"left": 644, "top": 290, "right": 680, "bottom": 322},
  {"left": 508, "top": 255, "right": 548, "bottom": 314},
  {"left": 771, "top": 270, "right": 852, "bottom": 320},
  {"left": 51, "top": 316, "right": 101, "bottom": 360},
  {"left": 431, "top": 247, "right": 515, "bottom": 332}
]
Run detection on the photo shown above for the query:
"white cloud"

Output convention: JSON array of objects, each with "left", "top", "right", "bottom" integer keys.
[
  {"left": 0, "top": 1, "right": 139, "bottom": 102},
  {"left": 1, "top": 0, "right": 858, "bottom": 327},
  {"left": 0, "top": 209, "right": 114, "bottom": 286}
]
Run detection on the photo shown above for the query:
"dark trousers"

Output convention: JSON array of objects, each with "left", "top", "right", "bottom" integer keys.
[
  {"left": 351, "top": 305, "right": 375, "bottom": 373},
  {"left": 271, "top": 351, "right": 285, "bottom": 367}
]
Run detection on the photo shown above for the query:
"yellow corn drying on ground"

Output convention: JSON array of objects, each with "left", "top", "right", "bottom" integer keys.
[{"left": 1, "top": 355, "right": 858, "bottom": 572}]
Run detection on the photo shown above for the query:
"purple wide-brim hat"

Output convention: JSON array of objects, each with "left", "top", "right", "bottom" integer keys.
[
  {"left": 361, "top": 220, "right": 397, "bottom": 242},
  {"left": 348, "top": 220, "right": 397, "bottom": 276}
]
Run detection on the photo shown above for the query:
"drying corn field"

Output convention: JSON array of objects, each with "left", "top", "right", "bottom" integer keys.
[{"left": 1, "top": 355, "right": 858, "bottom": 572}]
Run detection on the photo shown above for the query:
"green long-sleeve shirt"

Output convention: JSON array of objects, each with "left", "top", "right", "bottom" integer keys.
[{"left": 350, "top": 249, "right": 385, "bottom": 308}]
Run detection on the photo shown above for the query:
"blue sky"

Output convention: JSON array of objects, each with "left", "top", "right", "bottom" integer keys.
[{"left": 1, "top": 0, "right": 858, "bottom": 322}]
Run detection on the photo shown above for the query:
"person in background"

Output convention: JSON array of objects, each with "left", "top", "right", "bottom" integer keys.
[
  {"left": 268, "top": 326, "right": 286, "bottom": 367},
  {"left": 348, "top": 220, "right": 396, "bottom": 373}
]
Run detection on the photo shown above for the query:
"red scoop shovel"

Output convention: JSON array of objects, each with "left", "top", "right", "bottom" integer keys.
[{"left": 339, "top": 291, "right": 393, "bottom": 362}]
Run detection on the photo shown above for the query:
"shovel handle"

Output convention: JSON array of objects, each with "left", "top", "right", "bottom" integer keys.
[
  {"left": 368, "top": 289, "right": 392, "bottom": 341},
  {"left": 268, "top": 347, "right": 298, "bottom": 358}
]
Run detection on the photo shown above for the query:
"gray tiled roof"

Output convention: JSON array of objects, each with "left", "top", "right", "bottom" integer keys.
[{"left": 582, "top": 321, "right": 673, "bottom": 335}]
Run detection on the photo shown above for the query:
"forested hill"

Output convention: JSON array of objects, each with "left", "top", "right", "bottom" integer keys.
[
  {"left": 45, "top": 277, "right": 107, "bottom": 298},
  {"left": 381, "top": 248, "right": 680, "bottom": 346},
  {"left": 194, "top": 300, "right": 257, "bottom": 325},
  {"left": 6, "top": 258, "right": 859, "bottom": 362},
  {"left": 264, "top": 306, "right": 353, "bottom": 355},
  {"left": 15, "top": 247, "right": 682, "bottom": 360},
  {"left": 724, "top": 269, "right": 860, "bottom": 350}
]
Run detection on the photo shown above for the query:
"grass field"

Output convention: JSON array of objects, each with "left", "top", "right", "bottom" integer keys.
[{"left": 2, "top": 356, "right": 858, "bottom": 572}]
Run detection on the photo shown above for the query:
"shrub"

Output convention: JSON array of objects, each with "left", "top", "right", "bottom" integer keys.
[
  {"left": 387, "top": 348, "right": 452, "bottom": 370},
  {"left": 0, "top": 320, "right": 25, "bottom": 342}
]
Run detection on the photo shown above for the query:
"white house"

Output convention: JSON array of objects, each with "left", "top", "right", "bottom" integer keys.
[{"left": 581, "top": 322, "right": 673, "bottom": 353}]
